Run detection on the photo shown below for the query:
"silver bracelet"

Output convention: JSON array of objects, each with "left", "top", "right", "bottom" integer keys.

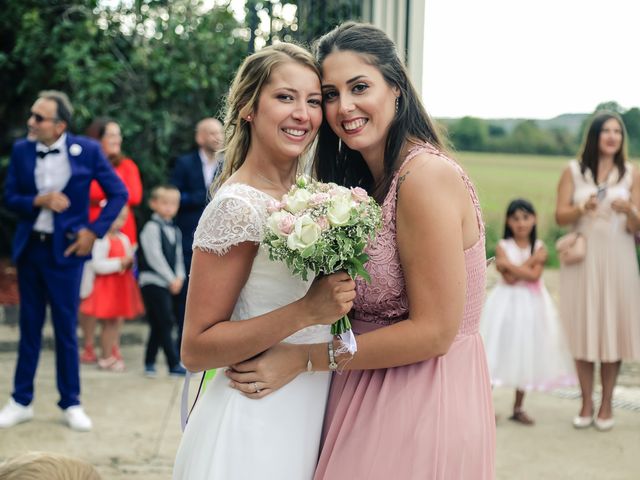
[{"left": 327, "top": 341, "right": 338, "bottom": 371}]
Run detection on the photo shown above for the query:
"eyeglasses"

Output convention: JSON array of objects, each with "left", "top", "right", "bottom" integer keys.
[{"left": 29, "top": 112, "right": 59, "bottom": 123}]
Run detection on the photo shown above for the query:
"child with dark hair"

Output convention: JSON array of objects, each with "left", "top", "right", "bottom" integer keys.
[{"left": 481, "top": 199, "right": 574, "bottom": 425}]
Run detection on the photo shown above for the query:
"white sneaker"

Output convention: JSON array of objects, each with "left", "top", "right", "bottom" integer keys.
[
  {"left": 63, "top": 405, "right": 92, "bottom": 432},
  {"left": 0, "top": 398, "right": 34, "bottom": 428}
]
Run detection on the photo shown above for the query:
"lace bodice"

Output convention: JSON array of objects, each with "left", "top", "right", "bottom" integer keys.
[
  {"left": 352, "top": 143, "right": 487, "bottom": 338},
  {"left": 568, "top": 160, "right": 635, "bottom": 236},
  {"left": 192, "top": 183, "right": 330, "bottom": 345}
]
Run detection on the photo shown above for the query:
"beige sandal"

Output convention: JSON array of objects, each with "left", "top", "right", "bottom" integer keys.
[{"left": 98, "top": 356, "right": 125, "bottom": 372}]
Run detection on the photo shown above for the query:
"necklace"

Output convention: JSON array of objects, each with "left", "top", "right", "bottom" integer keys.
[
  {"left": 255, "top": 170, "right": 293, "bottom": 190},
  {"left": 597, "top": 166, "right": 614, "bottom": 186}
]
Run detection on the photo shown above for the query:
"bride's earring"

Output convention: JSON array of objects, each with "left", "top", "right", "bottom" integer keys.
[{"left": 395, "top": 96, "right": 399, "bottom": 114}]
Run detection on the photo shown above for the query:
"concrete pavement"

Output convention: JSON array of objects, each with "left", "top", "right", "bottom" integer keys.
[
  {"left": 0, "top": 320, "right": 638, "bottom": 479},
  {"left": 1, "top": 265, "right": 640, "bottom": 479}
]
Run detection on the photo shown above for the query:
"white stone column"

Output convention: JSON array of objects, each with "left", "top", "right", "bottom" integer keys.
[{"left": 363, "top": 0, "right": 425, "bottom": 94}]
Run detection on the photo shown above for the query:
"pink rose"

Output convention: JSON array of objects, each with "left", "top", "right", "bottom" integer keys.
[
  {"left": 309, "top": 193, "right": 331, "bottom": 206},
  {"left": 316, "top": 216, "right": 330, "bottom": 231},
  {"left": 267, "top": 200, "right": 284, "bottom": 214},
  {"left": 277, "top": 213, "right": 296, "bottom": 235},
  {"left": 351, "top": 187, "right": 369, "bottom": 203}
]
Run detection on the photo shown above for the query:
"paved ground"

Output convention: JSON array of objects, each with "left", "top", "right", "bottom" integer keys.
[{"left": 0, "top": 268, "right": 639, "bottom": 479}]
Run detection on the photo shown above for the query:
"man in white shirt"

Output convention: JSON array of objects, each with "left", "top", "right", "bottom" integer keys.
[{"left": 0, "top": 90, "right": 128, "bottom": 431}]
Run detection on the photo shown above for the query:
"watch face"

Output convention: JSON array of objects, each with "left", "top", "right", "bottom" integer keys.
[{"left": 329, "top": 361, "right": 338, "bottom": 371}]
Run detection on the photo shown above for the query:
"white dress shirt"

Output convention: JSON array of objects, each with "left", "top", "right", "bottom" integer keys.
[
  {"left": 199, "top": 149, "right": 221, "bottom": 188},
  {"left": 34, "top": 133, "right": 71, "bottom": 233}
]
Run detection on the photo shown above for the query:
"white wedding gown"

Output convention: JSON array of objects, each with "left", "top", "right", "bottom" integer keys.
[{"left": 173, "top": 183, "right": 332, "bottom": 480}]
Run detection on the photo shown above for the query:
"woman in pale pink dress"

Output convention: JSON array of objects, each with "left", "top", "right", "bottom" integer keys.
[{"left": 227, "top": 23, "right": 495, "bottom": 479}]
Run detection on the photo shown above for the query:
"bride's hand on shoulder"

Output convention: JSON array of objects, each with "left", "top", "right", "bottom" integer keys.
[
  {"left": 300, "top": 272, "right": 356, "bottom": 326},
  {"left": 226, "top": 343, "right": 305, "bottom": 399}
]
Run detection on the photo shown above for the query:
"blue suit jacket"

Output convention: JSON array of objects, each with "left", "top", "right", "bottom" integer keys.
[
  {"left": 4, "top": 134, "right": 128, "bottom": 266},
  {"left": 170, "top": 151, "right": 222, "bottom": 264}
]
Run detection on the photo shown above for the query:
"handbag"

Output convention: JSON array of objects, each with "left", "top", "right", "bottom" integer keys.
[{"left": 555, "top": 232, "right": 586, "bottom": 265}]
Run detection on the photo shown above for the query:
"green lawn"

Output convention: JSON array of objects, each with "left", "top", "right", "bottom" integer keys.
[
  {"left": 457, "top": 151, "right": 569, "bottom": 234},
  {"left": 455, "top": 151, "right": 639, "bottom": 265}
]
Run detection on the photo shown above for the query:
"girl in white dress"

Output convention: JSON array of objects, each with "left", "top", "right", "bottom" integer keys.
[
  {"left": 481, "top": 199, "right": 574, "bottom": 425},
  {"left": 173, "top": 43, "right": 356, "bottom": 479}
]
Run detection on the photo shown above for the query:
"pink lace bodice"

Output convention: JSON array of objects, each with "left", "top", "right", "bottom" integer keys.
[{"left": 352, "top": 143, "right": 487, "bottom": 338}]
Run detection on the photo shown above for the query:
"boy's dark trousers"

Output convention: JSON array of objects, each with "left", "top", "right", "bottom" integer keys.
[{"left": 141, "top": 284, "right": 180, "bottom": 369}]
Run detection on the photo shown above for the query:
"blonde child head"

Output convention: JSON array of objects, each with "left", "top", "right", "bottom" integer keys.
[
  {"left": 0, "top": 451, "right": 101, "bottom": 480},
  {"left": 149, "top": 185, "right": 180, "bottom": 221}
]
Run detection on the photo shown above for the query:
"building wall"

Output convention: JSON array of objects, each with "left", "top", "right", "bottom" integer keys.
[{"left": 362, "top": 0, "right": 425, "bottom": 93}]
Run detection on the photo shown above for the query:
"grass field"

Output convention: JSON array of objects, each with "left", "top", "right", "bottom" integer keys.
[{"left": 455, "top": 151, "right": 640, "bottom": 265}]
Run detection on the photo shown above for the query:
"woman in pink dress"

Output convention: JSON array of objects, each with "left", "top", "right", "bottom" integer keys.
[{"left": 227, "top": 23, "right": 495, "bottom": 479}]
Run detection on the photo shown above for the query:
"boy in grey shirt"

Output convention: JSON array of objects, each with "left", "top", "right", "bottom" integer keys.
[{"left": 138, "top": 185, "right": 186, "bottom": 376}]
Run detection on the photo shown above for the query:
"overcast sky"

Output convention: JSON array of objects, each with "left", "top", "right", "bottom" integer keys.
[{"left": 423, "top": 0, "right": 640, "bottom": 119}]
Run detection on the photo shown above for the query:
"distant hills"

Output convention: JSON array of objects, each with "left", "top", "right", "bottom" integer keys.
[{"left": 438, "top": 113, "right": 589, "bottom": 134}]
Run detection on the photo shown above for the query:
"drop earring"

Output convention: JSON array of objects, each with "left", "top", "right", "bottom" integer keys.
[
  {"left": 338, "top": 138, "right": 343, "bottom": 153},
  {"left": 395, "top": 96, "right": 399, "bottom": 113}
]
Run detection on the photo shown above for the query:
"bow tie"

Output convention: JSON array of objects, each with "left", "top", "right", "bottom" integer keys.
[{"left": 37, "top": 148, "right": 60, "bottom": 159}]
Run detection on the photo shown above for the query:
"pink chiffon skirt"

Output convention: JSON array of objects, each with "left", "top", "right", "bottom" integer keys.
[{"left": 315, "top": 326, "right": 495, "bottom": 480}]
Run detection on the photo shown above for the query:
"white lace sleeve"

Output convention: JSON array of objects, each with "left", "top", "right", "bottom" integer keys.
[{"left": 192, "top": 186, "right": 266, "bottom": 255}]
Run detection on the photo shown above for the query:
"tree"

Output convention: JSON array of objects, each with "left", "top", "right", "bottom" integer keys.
[
  {"left": 622, "top": 107, "right": 640, "bottom": 157},
  {"left": 594, "top": 101, "right": 625, "bottom": 115},
  {"left": 243, "top": 0, "right": 364, "bottom": 52},
  {"left": 449, "top": 116, "right": 489, "bottom": 151},
  {"left": 1, "top": 1, "right": 246, "bottom": 184}
]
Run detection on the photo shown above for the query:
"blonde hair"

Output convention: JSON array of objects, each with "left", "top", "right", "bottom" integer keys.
[
  {"left": 212, "top": 43, "right": 320, "bottom": 193},
  {"left": 0, "top": 452, "right": 101, "bottom": 480}
]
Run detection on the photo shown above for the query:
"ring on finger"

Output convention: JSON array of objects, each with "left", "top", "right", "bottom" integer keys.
[{"left": 252, "top": 382, "right": 261, "bottom": 393}]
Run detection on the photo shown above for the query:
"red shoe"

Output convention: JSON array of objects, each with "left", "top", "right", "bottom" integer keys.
[
  {"left": 80, "top": 345, "right": 97, "bottom": 364},
  {"left": 112, "top": 345, "right": 122, "bottom": 360}
]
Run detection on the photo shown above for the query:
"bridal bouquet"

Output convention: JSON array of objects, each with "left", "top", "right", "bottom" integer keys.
[{"left": 263, "top": 176, "right": 383, "bottom": 353}]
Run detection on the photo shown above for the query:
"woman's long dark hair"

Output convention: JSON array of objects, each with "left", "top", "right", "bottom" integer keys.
[
  {"left": 85, "top": 117, "right": 124, "bottom": 166},
  {"left": 503, "top": 198, "right": 537, "bottom": 254},
  {"left": 313, "top": 22, "right": 445, "bottom": 203},
  {"left": 579, "top": 111, "right": 628, "bottom": 183}
]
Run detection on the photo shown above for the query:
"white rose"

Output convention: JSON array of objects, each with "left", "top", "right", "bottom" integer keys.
[
  {"left": 267, "top": 211, "right": 295, "bottom": 237},
  {"left": 327, "top": 194, "right": 353, "bottom": 226},
  {"left": 285, "top": 189, "right": 312, "bottom": 214},
  {"left": 287, "top": 215, "right": 322, "bottom": 251},
  {"left": 329, "top": 185, "right": 350, "bottom": 197}
]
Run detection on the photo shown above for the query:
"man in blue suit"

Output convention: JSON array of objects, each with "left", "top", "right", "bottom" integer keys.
[
  {"left": 0, "top": 91, "right": 128, "bottom": 431},
  {"left": 170, "top": 117, "right": 223, "bottom": 357}
]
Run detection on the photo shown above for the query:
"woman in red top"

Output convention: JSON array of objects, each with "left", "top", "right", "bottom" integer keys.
[
  {"left": 86, "top": 119, "right": 142, "bottom": 246},
  {"left": 80, "top": 118, "right": 143, "bottom": 363}
]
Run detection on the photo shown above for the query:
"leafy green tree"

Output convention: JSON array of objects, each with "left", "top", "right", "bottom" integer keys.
[
  {"left": 507, "top": 120, "right": 558, "bottom": 155},
  {"left": 1, "top": 1, "right": 246, "bottom": 187},
  {"left": 622, "top": 107, "right": 640, "bottom": 157},
  {"left": 594, "top": 101, "right": 625, "bottom": 114},
  {"left": 449, "top": 116, "right": 489, "bottom": 151},
  {"left": 244, "top": 0, "right": 364, "bottom": 51}
]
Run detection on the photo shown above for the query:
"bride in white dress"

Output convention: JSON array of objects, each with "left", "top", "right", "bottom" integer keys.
[{"left": 173, "top": 43, "right": 356, "bottom": 479}]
